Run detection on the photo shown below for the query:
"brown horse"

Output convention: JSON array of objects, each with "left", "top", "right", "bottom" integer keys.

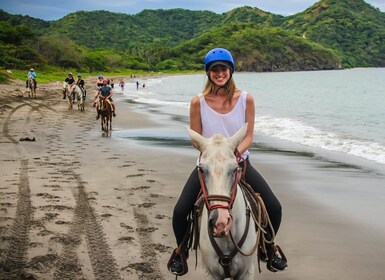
[{"left": 99, "top": 98, "right": 112, "bottom": 132}]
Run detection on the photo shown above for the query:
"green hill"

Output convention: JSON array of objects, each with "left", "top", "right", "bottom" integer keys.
[
  {"left": 281, "top": 0, "right": 385, "bottom": 67},
  {"left": 0, "top": 0, "right": 384, "bottom": 72}
]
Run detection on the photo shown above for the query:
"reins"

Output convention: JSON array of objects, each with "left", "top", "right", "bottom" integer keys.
[
  {"left": 196, "top": 150, "right": 258, "bottom": 277},
  {"left": 196, "top": 149, "right": 276, "bottom": 276}
]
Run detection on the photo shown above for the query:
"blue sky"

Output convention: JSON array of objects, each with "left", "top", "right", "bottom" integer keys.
[{"left": 0, "top": 0, "right": 384, "bottom": 20}]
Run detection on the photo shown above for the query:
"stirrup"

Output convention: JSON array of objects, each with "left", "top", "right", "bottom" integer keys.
[
  {"left": 266, "top": 243, "right": 287, "bottom": 272},
  {"left": 167, "top": 247, "right": 188, "bottom": 276}
]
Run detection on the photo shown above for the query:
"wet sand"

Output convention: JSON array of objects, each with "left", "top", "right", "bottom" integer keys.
[{"left": 0, "top": 78, "right": 385, "bottom": 279}]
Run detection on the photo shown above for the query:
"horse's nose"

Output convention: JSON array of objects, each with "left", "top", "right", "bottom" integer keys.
[
  {"left": 208, "top": 208, "right": 232, "bottom": 237},
  {"left": 208, "top": 209, "right": 219, "bottom": 232}
]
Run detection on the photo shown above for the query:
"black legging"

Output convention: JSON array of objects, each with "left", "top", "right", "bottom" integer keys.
[{"left": 172, "top": 157, "right": 282, "bottom": 246}]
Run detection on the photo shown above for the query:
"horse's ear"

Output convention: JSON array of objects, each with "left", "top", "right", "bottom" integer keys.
[
  {"left": 228, "top": 123, "right": 248, "bottom": 150},
  {"left": 186, "top": 126, "right": 206, "bottom": 151}
]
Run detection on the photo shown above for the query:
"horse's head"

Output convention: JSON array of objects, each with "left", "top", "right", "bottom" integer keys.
[{"left": 187, "top": 124, "right": 247, "bottom": 237}]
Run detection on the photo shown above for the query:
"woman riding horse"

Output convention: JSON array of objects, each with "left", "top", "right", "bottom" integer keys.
[{"left": 168, "top": 48, "right": 287, "bottom": 276}]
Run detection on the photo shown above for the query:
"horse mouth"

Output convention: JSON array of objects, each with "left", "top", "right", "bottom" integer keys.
[{"left": 211, "top": 231, "right": 228, "bottom": 238}]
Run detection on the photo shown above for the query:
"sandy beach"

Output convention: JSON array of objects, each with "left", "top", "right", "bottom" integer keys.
[{"left": 1, "top": 77, "right": 385, "bottom": 280}]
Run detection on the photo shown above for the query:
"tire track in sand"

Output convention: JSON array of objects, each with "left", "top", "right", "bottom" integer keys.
[
  {"left": 0, "top": 100, "right": 47, "bottom": 279},
  {"left": 0, "top": 160, "right": 32, "bottom": 280},
  {"left": 53, "top": 144, "right": 121, "bottom": 278},
  {"left": 1, "top": 98, "right": 121, "bottom": 279}
]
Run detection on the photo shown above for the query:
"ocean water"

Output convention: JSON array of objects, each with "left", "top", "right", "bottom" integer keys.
[{"left": 117, "top": 68, "right": 385, "bottom": 174}]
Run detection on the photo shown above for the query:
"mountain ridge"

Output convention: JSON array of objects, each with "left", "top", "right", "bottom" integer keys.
[{"left": 0, "top": 0, "right": 384, "bottom": 72}]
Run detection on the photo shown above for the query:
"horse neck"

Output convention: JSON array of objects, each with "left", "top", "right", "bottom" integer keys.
[{"left": 100, "top": 99, "right": 107, "bottom": 110}]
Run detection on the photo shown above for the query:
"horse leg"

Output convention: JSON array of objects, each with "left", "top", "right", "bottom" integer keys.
[
  {"left": 68, "top": 97, "right": 72, "bottom": 110},
  {"left": 101, "top": 116, "right": 105, "bottom": 131}
]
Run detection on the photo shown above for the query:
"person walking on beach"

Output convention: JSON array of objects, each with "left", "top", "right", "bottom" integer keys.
[
  {"left": 136, "top": 81, "right": 139, "bottom": 90},
  {"left": 168, "top": 48, "right": 288, "bottom": 276},
  {"left": 119, "top": 79, "right": 125, "bottom": 91}
]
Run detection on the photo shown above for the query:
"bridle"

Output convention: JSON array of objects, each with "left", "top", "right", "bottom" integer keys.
[
  {"left": 196, "top": 152, "right": 258, "bottom": 278},
  {"left": 197, "top": 149, "right": 244, "bottom": 211},
  {"left": 197, "top": 164, "right": 242, "bottom": 212}
]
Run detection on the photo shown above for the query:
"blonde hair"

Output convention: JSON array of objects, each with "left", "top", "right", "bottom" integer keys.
[{"left": 202, "top": 76, "right": 237, "bottom": 105}]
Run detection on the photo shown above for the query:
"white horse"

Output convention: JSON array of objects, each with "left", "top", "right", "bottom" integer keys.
[
  {"left": 187, "top": 124, "right": 259, "bottom": 280},
  {"left": 75, "top": 86, "right": 86, "bottom": 111},
  {"left": 63, "top": 83, "right": 84, "bottom": 111}
]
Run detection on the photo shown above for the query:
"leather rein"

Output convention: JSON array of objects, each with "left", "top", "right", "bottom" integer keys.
[{"left": 197, "top": 151, "right": 259, "bottom": 278}]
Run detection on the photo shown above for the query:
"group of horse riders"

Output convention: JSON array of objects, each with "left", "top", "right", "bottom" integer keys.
[
  {"left": 62, "top": 72, "right": 86, "bottom": 100},
  {"left": 28, "top": 70, "right": 116, "bottom": 119},
  {"left": 60, "top": 72, "right": 116, "bottom": 118}
]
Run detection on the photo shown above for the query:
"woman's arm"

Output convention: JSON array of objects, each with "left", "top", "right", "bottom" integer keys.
[
  {"left": 237, "top": 93, "right": 255, "bottom": 154},
  {"left": 107, "top": 88, "right": 113, "bottom": 99},
  {"left": 189, "top": 95, "right": 202, "bottom": 149}
]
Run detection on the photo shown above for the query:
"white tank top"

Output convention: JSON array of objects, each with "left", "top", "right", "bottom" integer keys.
[{"left": 199, "top": 91, "right": 249, "bottom": 159}]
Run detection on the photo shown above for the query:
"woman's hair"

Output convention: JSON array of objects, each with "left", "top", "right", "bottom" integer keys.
[{"left": 202, "top": 76, "right": 237, "bottom": 105}]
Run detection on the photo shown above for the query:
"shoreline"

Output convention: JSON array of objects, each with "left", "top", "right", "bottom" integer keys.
[{"left": 1, "top": 78, "right": 385, "bottom": 279}]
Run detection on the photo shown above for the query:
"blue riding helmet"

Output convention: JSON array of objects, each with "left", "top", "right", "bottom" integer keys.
[
  {"left": 204, "top": 48, "right": 235, "bottom": 74},
  {"left": 98, "top": 75, "right": 103, "bottom": 79}
]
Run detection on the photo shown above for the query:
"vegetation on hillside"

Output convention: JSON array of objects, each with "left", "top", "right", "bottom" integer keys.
[{"left": 0, "top": 0, "right": 384, "bottom": 74}]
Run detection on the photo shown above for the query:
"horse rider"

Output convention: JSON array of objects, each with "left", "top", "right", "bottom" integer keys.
[
  {"left": 76, "top": 74, "right": 86, "bottom": 97},
  {"left": 93, "top": 75, "right": 104, "bottom": 106},
  {"left": 168, "top": 48, "right": 288, "bottom": 276},
  {"left": 63, "top": 72, "right": 76, "bottom": 99},
  {"left": 26, "top": 68, "right": 37, "bottom": 88},
  {"left": 95, "top": 78, "right": 116, "bottom": 120}
]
